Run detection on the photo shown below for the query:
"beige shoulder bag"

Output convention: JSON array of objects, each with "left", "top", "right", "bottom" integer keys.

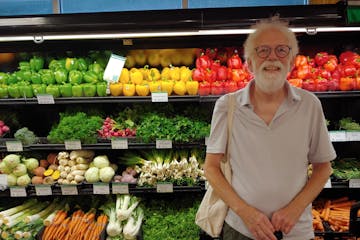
[{"left": 195, "top": 93, "right": 236, "bottom": 238}]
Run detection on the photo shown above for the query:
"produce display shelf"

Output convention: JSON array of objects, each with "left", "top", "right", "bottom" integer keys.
[
  {"left": 0, "top": 182, "right": 206, "bottom": 197},
  {"left": 0, "top": 91, "right": 360, "bottom": 105}
]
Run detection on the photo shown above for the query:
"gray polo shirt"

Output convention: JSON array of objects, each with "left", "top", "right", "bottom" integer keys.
[{"left": 206, "top": 80, "right": 336, "bottom": 240}]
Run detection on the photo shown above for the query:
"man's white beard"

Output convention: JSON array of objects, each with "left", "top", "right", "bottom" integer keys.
[{"left": 254, "top": 60, "right": 290, "bottom": 94}]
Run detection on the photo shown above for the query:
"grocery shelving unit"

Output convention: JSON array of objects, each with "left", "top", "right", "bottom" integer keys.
[{"left": 0, "top": 2, "right": 360, "bottom": 239}]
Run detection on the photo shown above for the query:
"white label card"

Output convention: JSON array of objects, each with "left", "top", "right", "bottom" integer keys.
[
  {"left": 346, "top": 131, "right": 360, "bottom": 141},
  {"left": 156, "top": 182, "right": 173, "bottom": 193},
  {"left": 151, "top": 92, "right": 168, "bottom": 102},
  {"left": 111, "top": 138, "right": 128, "bottom": 149},
  {"left": 349, "top": 179, "right": 360, "bottom": 188},
  {"left": 6, "top": 141, "right": 23, "bottom": 152},
  {"left": 103, "top": 54, "right": 126, "bottom": 84},
  {"left": 204, "top": 136, "right": 209, "bottom": 146},
  {"left": 64, "top": 140, "right": 82, "bottom": 150},
  {"left": 35, "top": 185, "right": 52, "bottom": 196},
  {"left": 60, "top": 185, "right": 78, "bottom": 195},
  {"left": 329, "top": 131, "right": 347, "bottom": 142},
  {"left": 156, "top": 140, "right": 172, "bottom": 149},
  {"left": 93, "top": 183, "right": 110, "bottom": 194},
  {"left": 112, "top": 183, "right": 129, "bottom": 194},
  {"left": 10, "top": 187, "right": 27, "bottom": 197},
  {"left": 37, "top": 94, "right": 55, "bottom": 104},
  {"left": 0, "top": 174, "right": 7, "bottom": 186},
  {"left": 324, "top": 178, "right": 332, "bottom": 188}
]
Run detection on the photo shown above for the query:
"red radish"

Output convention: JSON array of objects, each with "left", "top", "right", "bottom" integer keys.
[{"left": 0, "top": 120, "right": 4, "bottom": 127}]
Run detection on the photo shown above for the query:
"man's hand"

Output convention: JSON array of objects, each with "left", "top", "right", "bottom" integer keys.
[
  {"left": 271, "top": 205, "right": 303, "bottom": 234},
  {"left": 240, "top": 205, "right": 277, "bottom": 240}
]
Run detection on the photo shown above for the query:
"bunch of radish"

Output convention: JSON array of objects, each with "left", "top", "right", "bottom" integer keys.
[{"left": 0, "top": 120, "right": 10, "bottom": 137}]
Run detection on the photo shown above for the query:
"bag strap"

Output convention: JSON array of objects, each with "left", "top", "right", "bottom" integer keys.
[{"left": 224, "top": 93, "right": 236, "bottom": 162}]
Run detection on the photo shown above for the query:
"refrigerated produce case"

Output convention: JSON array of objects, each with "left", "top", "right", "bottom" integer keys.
[{"left": 0, "top": 2, "right": 360, "bottom": 239}]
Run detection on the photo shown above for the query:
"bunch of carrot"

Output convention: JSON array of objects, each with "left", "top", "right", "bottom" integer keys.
[
  {"left": 312, "top": 197, "right": 358, "bottom": 232},
  {"left": 41, "top": 208, "right": 108, "bottom": 240}
]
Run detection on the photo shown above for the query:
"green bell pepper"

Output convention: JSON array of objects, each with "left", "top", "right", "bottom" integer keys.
[
  {"left": 7, "top": 74, "right": 17, "bottom": 85},
  {"left": 18, "top": 84, "right": 34, "bottom": 98},
  {"left": 72, "top": 84, "right": 83, "bottom": 97},
  {"left": 48, "top": 59, "right": 65, "bottom": 71},
  {"left": 8, "top": 85, "right": 21, "bottom": 98},
  {"left": 69, "top": 70, "right": 83, "bottom": 85},
  {"left": 88, "top": 63, "right": 104, "bottom": 74},
  {"left": 0, "top": 85, "right": 8, "bottom": 98},
  {"left": 40, "top": 69, "right": 55, "bottom": 85},
  {"left": 14, "top": 70, "right": 32, "bottom": 83},
  {"left": 65, "top": 58, "right": 78, "bottom": 71},
  {"left": 30, "top": 72, "right": 42, "bottom": 84},
  {"left": 29, "top": 56, "right": 44, "bottom": 72},
  {"left": 83, "top": 83, "right": 97, "bottom": 97},
  {"left": 46, "top": 85, "right": 60, "bottom": 98},
  {"left": 0, "top": 72, "right": 9, "bottom": 85},
  {"left": 77, "top": 58, "right": 88, "bottom": 71},
  {"left": 83, "top": 71, "right": 98, "bottom": 83},
  {"left": 18, "top": 61, "right": 30, "bottom": 71},
  {"left": 54, "top": 69, "right": 68, "bottom": 84},
  {"left": 96, "top": 82, "right": 107, "bottom": 97},
  {"left": 32, "top": 84, "right": 46, "bottom": 96},
  {"left": 59, "top": 83, "right": 73, "bottom": 97}
]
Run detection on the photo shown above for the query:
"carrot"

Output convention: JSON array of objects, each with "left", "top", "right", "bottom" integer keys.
[
  {"left": 330, "top": 196, "right": 349, "bottom": 204},
  {"left": 330, "top": 200, "right": 356, "bottom": 208}
]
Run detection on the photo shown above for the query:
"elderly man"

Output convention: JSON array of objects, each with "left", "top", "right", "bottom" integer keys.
[{"left": 204, "top": 17, "right": 336, "bottom": 240}]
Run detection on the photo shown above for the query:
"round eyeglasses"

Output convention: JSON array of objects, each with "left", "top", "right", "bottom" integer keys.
[{"left": 254, "top": 45, "right": 291, "bottom": 59}]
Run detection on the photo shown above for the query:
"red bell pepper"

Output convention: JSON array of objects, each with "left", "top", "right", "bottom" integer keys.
[
  {"left": 356, "top": 77, "right": 360, "bottom": 90},
  {"left": 323, "top": 55, "right": 338, "bottom": 72},
  {"left": 316, "top": 77, "right": 329, "bottom": 92},
  {"left": 341, "top": 64, "right": 357, "bottom": 77},
  {"left": 297, "top": 65, "right": 310, "bottom": 79},
  {"left": 339, "top": 77, "right": 355, "bottom": 91},
  {"left": 198, "top": 81, "right": 211, "bottom": 96},
  {"left": 295, "top": 55, "right": 308, "bottom": 68},
  {"left": 216, "top": 66, "right": 228, "bottom": 81},
  {"left": 288, "top": 78, "right": 303, "bottom": 88},
  {"left": 224, "top": 80, "right": 238, "bottom": 93},
  {"left": 314, "top": 52, "right": 329, "bottom": 67},
  {"left": 192, "top": 68, "right": 205, "bottom": 82},
  {"left": 339, "top": 51, "right": 357, "bottom": 65},
  {"left": 196, "top": 54, "right": 212, "bottom": 69},
  {"left": 302, "top": 78, "right": 316, "bottom": 92},
  {"left": 211, "top": 81, "right": 225, "bottom": 95},
  {"left": 204, "top": 68, "right": 217, "bottom": 83},
  {"left": 328, "top": 79, "right": 340, "bottom": 91},
  {"left": 227, "top": 53, "right": 242, "bottom": 69}
]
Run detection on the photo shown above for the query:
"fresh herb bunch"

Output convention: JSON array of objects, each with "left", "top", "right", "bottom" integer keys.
[
  {"left": 339, "top": 117, "right": 360, "bottom": 130},
  {"left": 47, "top": 112, "right": 103, "bottom": 144}
]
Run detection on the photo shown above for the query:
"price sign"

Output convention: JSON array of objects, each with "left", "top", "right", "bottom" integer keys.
[
  {"left": 6, "top": 141, "right": 23, "bottom": 152},
  {"left": 103, "top": 54, "right": 126, "bottom": 84},
  {"left": 111, "top": 138, "right": 128, "bottom": 149},
  {"left": 324, "top": 178, "right": 332, "bottom": 188},
  {"left": 156, "top": 140, "right": 172, "bottom": 149},
  {"left": 60, "top": 185, "right": 78, "bottom": 195},
  {"left": 151, "top": 92, "right": 168, "bottom": 102},
  {"left": 10, "top": 187, "right": 27, "bottom": 197},
  {"left": 65, "top": 140, "right": 81, "bottom": 150},
  {"left": 37, "top": 94, "right": 55, "bottom": 104},
  {"left": 329, "top": 131, "right": 347, "bottom": 142},
  {"left": 93, "top": 183, "right": 110, "bottom": 195},
  {"left": 349, "top": 179, "right": 360, "bottom": 188},
  {"left": 0, "top": 174, "right": 7, "bottom": 186},
  {"left": 35, "top": 185, "right": 52, "bottom": 196},
  {"left": 346, "top": 131, "right": 360, "bottom": 141},
  {"left": 156, "top": 182, "right": 173, "bottom": 193},
  {"left": 112, "top": 183, "right": 129, "bottom": 194}
]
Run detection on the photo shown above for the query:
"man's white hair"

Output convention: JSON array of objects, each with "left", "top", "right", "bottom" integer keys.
[{"left": 243, "top": 16, "right": 299, "bottom": 61}]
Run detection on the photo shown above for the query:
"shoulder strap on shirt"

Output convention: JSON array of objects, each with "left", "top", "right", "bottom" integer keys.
[{"left": 224, "top": 93, "right": 236, "bottom": 162}]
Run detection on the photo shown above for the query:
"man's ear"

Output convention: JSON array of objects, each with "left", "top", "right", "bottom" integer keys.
[{"left": 247, "top": 59, "right": 253, "bottom": 72}]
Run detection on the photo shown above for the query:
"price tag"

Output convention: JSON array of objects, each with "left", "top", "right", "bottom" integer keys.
[
  {"left": 156, "top": 140, "right": 172, "bottom": 149},
  {"left": 93, "top": 183, "right": 110, "bottom": 195},
  {"left": 6, "top": 141, "right": 23, "bottom": 152},
  {"left": 60, "top": 185, "right": 78, "bottom": 195},
  {"left": 156, "top": 182, "right": 173, "bottom": 193},
  {"left": 112, "top": 183, "right": 129, "bottom": 194},
  {"left": 324, "top": 178, "right": 332, "bottom": 188},
  {"left": 329, "top": 131, "right": 347, "bottom": 142},
  {"left": 10, "top": 187, "right": 27, "bottom": 197},
  {"left": 349, "top": 179, "right": 360, "bottom": 188},
  {"left": 346, "top": 131, "right": 360, "bottom": 141},
  {"left": 122, "top": 39, "right": 133, "bottom": 46},
  {"left": 103, "top": 54, "right": 126, "bottom": 84},
  {"left": 65, "top": 140, "right": 81, "bottom": 150},
  {"left": 37, "top": 94, "right": 55, "bottom": 104},
  {"left": 35, "top": 185, "right": 52, "bottom": 196},
  {"left": 111, "top": 138, "right": 128, "bottom": 149},
  {"left": 0, "top": 174, "right": 7, "bottom": 186},
  {"left": 151, "top": 92, "right": 168, "bottom": 102}
]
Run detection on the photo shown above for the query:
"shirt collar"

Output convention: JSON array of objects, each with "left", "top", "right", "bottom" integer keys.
[{"left": 239, "top": 80, "right": 301, "bottom": 107}]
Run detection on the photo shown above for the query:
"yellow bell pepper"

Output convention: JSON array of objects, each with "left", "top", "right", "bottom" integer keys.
[
  {"left": 147, "top": 68, "right": 161, "bottom": 82},
  {"left": 109, "top": 82, "right": 123, "bottom": 96},
  {"left": 185, "top": 80, "right": 199, "bottom": 95},
  {"left": 161, "top": 67, "right": 171, "bottom": 80},
  {"left": 130, "top": 70, "right": 143, "bottom": 85},
  {"left": 136, "top": 83, "right": 150, "bottom": 96},
  {"left": 161, "top": 80, "right": 174, "bottom": 95},
  {"left": 149, "top": 81, "right": 162, "bottom": 93},
  {"left": 119, "top": 68, "right": 130, "bottom": 84},
  {"left": 180, "top": 67, "right": 192, "bottom": 82},
  {"left": 123, "top": 83, "right": 136, "bottom": 96},
  {"left": 140, "top": 66, "right": 150, "bottom": 81},
  {"left": 169, "top": 67, "right": 180, "bottom": 81},
  {"left": 173, "top": 81, "right": 187, "bottom": 95}
]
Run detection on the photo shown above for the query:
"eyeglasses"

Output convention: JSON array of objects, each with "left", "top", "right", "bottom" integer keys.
[{"left": 254, "top": 45, "right": 291, "bottom": 59}]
